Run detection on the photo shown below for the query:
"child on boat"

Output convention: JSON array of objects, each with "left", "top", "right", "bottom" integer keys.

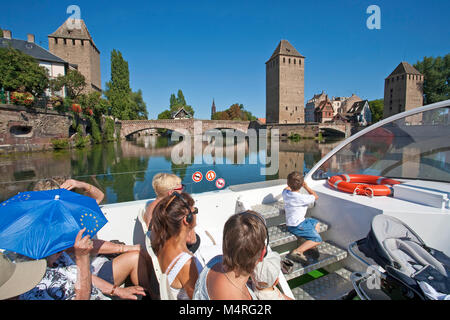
[
  {"left": 282, "top": 172, "right": 321, "bottom": 264},
  {"left": 251, "top": 251, "right": 292, "bottom": 300}
]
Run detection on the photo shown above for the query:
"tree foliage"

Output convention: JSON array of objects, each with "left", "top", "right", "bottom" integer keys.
[
  {"left": 414, "top": 54, "right": 450, "bottom": 104},
  {"left": 0, "top": 47, "right": 49, "bottom": 96},
  {"left": 130, "top": 89, "right": 148, "bottom": 120},
  {"left": 50, "top": 69, "right": 86, "bottom": 101},
  {"left": 368, "top": 99, "right": 384, "bottom": 123},
  {"left": 211, "top": 103, "right": 257, "bottom": 121},
  {"left": 104, "top": 49, "right": 132, "bottom": 119}
]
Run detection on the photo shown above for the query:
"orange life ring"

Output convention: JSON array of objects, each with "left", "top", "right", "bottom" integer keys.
[{"left": 328, "top": 174, "right": 401, "bottom": 197}]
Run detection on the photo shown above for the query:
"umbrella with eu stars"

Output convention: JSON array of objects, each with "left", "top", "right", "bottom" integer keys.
[{"left": 0, "top": 188, "right": 108, "bottom": 260}]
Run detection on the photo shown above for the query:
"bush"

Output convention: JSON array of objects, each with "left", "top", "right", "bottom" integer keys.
[
  {"left": 288, "top": 133, "right": 301, "bottom": 141},
  {"left": 103, "top": 117, "right": 115, "bottom": 142},
  {"left": 51, "top": 138, "right": 69, "bottom": 150},
  {"left": 89, "top": 116, "right": 102, "bottom": 144}
]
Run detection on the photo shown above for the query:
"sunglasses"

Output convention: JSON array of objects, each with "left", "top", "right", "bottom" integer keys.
[{"left": 172, "top": 184, "right": 185, "bottom": 192}]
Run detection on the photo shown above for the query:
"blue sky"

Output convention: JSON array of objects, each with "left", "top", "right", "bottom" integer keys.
[{"left": 1, "top": 0, "right": 449, "bottom": 119}]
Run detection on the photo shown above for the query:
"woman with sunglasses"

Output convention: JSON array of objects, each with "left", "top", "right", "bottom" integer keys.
[
  {"left": 193, "top": 210, "right": 268, "bottom": 300},
  {"left": 151, "top": 192, "right": 202, "bottom": 300}
]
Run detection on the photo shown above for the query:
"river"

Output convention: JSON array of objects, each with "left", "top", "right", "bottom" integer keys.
[{"left": 0, "top": 135, "right": 343, "bottom": 204}]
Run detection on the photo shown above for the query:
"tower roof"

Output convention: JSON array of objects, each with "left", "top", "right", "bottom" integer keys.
[
  {"left": 267, "top": 40, "right": 304, "bottom": 63},
  {"left": 49, "top": 18, "right": 98, "bottom": 50},
  {"left": 387, "top": 61, "right": 422, "bottom": 78}
]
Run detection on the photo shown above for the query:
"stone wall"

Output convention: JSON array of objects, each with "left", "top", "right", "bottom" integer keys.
[{"left": 0, "top": 105, "right": 72, "bottom": 153}]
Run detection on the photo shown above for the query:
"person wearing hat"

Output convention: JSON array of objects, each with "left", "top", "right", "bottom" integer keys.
[
  {"left": 0, "top": 252, "right": 46, "bottom": 300},
  {"left": 251, "top": 251, "right": 293, "bottom": 300}
]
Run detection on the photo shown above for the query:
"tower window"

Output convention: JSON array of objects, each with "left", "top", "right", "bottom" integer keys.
[
  {"left": 63, "top": 38, "right": 67, "bottom": 45},
  {"left": 294, "top": 59, "right": 296, "bottom": 64},
  {"left": 283, "top": 57, "right": 285, "bottom": 63},
  {"left": 299, "top": 59, "right": 301, "bottom": 65},
  {"left": 72, "top": 39, "right": 75, "bottom": 45},
  {"left": 288, "top": 58, "right": 291, "bottom": 64},
  {"left": 285, "top": 106, "right": 288, "bottom": 111},
  {"left": 54, "top": 38, "right": 58, "bottom": 44}
]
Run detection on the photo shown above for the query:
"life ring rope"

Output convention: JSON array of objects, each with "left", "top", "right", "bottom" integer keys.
[{"left": 328, "top": 174, "right": 401, "bottom": 197}]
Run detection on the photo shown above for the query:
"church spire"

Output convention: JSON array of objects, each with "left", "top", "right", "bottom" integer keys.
[{"left": 211, "top": 99, "right": 216, "bottom": 119}]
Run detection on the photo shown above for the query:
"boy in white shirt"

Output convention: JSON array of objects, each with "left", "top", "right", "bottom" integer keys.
[{"left": 282, "top": 172, "right": 321, "bottom": 264}]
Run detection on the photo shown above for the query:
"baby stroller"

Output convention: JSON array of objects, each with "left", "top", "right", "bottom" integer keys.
[{"left": 348, "top": 214, "right": 450, "bottom": 300}]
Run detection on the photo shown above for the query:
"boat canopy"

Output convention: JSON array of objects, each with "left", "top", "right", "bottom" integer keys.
[{"left": 309, "top": 101, "right": 450, "bottom": 183}]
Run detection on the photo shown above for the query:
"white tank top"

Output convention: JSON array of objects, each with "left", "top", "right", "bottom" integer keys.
[{"left": 165, "top": 252, "right": 203, "bottom": 300}]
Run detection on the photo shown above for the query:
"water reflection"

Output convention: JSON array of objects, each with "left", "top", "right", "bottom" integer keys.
[{"left": 0, "top": 135, "right": 342, "bottom": 204}]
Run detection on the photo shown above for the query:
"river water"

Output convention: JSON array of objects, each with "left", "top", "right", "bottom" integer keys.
[{"left": 0, "top": 135, "right": 342, "bottom": 204}]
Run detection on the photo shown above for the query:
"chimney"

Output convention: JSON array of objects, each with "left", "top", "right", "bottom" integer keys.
[
  {"left": 27, "top": 34, "right": 35, "bottom": 43},
  {"left": 3, "top": 30, "right": 12, "bottom": 39}
]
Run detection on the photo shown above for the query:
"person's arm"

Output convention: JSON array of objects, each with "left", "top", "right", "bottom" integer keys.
[
  {"left": 302, "top": 181, "right": 319, "bottom": 200},
  {"left": 61, "top": 179, "right": 104, "bottom": 204},
  {"left": 91, "top": 275, "right": 146, "bottom": 300},
  {"left": 73, "top": 228, "right": 93, "bottom": 300},
  {"left": 91, "top": 239, "right": 140, "bottom": 255}
]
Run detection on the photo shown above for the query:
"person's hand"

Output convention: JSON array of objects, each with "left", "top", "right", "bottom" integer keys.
[
  {"left": 61, "top": 179, "right": 84, "bottom": 191},
  {"left": 114, "top": 286, "right": 146, "bottom": 300},
  {"left": 302, "top": 181, "right": 308, "bottom": 188},
  {"left": 74, "top": 228, "right": 93, "bottom": 258}
]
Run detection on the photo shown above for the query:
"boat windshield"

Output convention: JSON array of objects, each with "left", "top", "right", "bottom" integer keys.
[{"left": 312, "top": 105, "right": 450, "bottom": 182}]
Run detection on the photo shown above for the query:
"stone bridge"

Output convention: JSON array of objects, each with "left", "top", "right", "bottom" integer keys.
[
  {"left": 117, "top": 119, "right": 251, "bottom": 138},
  {"left": 318, "top": 123, "right": 352, "bottom": 137}
]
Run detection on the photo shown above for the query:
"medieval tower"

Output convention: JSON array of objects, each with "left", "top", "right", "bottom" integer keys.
[
  {"left": 383, "top": 62, "right": 423, "bottom": 119},
  {"left": 48, "top": 19, "right": 101, "bottom": 92},
  {"left": 266, "top": 40, "right": 305, "bottom": 124}
]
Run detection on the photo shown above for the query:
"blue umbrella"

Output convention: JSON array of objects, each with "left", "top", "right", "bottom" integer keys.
[{"left": 0, "top": 188, "right": 108, "bottom": 260}]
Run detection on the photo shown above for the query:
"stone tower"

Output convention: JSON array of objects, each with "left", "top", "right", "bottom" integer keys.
[
  {"left": 48, "top": 19, "right": 101, "bottom": 92},
  {"left": 211, "top": 99, "right": 216, "bottom": 119},
  {"left": 266, "top": 40, "right": 305, "bottom": 124},
  {"left": 383, "top": 62, "right": 423, "bottom": 119}
]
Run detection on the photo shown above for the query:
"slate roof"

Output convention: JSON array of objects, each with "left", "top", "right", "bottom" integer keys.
[
  {"left": 387, "top": 62, "right": 422, "bottom": 78},
  {"left": 172, "top": 107, "right": 192, "bottom": 118},
  {"left": 267, "top": 40, "right": 304, "bottom": 62},
  {"left": 347, "top": 100, "right": 369, "bottom": 114},
  {"left": 0, "top": 37, "right": 68, "bottom": 65}
]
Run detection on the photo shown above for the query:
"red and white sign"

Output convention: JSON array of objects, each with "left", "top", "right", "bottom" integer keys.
[
  {"left": 215, "top": 178, "right": 226, "bottom": 189},
  {"left": 192, "top": 171, "right": 203, "bottom": 183},
  {"left": 206, "top": 170, "right": 216, "bottom": 182}
]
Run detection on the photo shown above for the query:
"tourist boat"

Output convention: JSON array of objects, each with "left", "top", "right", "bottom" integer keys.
[{"left": 97, "top": 99, "right": 450, "bottom": 300}]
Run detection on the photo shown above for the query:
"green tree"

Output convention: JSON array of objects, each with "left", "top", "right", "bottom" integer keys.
[
  {"left": 157, "top": 109, "right": 172, "bottom": 119},
  {"left": 78, "top": 91, "right": 109, "bottom": 120},
  {"left": 168, "top": 89, "right": 194, "bottom": 116},
  {"left": 211, "top": 103, "right": 257, "bottom": 121},
  {"left": 104, "top": 49, "right": 132, "bottom": 119},
  {"left": 130, "top": 89, "right": 148, "bottom": 120},
  {"left": 0, "top": 47, "right": 49, "bottom": 96},
  {"left": 414, "top": 54, "right": 450, "bottom": 104},
  {"left": 369, "top": 99, "right": 384, "bottom": 123},
  {"left": 50, "top": 69, "right": 86, "bottom": 102}
]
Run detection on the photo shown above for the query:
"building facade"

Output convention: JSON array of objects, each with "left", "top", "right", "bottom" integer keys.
[
  {"left": 383, "top": 62, "right": 423, "bottom": 119},
  {"left": 266, "top": 40, "right": 305, "bottom": 124},
  {"left": 48, "top": 19, "right": 101, "bottom": 93},
  {"left": 305, "top": 91, "right": 328, "bottom": 123},
  {"left": 314, "top": 98, "right": 334, "bottom": 123},
  {"left": 0, "top": 30, "right": 69, "bottom": 97}
]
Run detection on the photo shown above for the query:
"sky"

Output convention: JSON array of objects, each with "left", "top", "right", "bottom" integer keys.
[{"left": 1, "top": 0, "right": 449, "bottom": 119}]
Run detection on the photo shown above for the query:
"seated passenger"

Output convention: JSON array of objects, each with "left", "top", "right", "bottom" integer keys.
[
  {"left": 28, "top": 178, "right": 151, "bottom": 300},
  {"left": 143, "top": 173, "right": 198, "bottom": 247},
  {"left": 151, "top": 192, "right": 203, "bottom": 300},
  {"left": 251, "top": 251, "right": 293, "bottom": 300},
  {"left": 32, "top": 177, "right": 105, "bottom": 205},
  {"left": 282, "top": 172, "right": 321, "bottom": 264},
  {"left": 193, "top": 210, "right": 267, "bottom": 300},
  {"left": 18, "top": 228, "right": 100, "bottom": 300}
]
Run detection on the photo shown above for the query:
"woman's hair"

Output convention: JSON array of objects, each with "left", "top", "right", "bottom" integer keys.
[
  {"left": 151, "top": 192, "right": 194, "bottom": 255},
  {"left": 222, "top": 211, "right": 267, "bottom": 275},
  {"left": 287, "top": 171, "right": 303, "bottom": 191},
  {"left": 152, "top": 173, "right": 182, "bottom": 198}
]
